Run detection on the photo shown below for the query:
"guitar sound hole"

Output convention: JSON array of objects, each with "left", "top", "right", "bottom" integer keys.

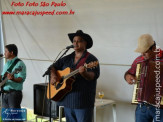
[
  {"left": 56, "top": 77, "right": 64, "bottom": 90},
  {"left": 56, "top": 83, "right": 62, "bottom": 90},
  {"left": 60, "top": 77, "right": 64, "bottom": 83}
]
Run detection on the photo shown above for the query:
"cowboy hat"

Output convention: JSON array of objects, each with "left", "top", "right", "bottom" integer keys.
[
  {"left": 135, "top": 34, "right": 155, "bottom": 53},
  {"left": 68, "top": 30, "right": 93, "bottom": 49}
]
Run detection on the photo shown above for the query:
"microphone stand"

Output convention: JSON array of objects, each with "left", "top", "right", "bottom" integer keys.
[{"left": 42, "top": 47, "right": 71, "bottom": 122}]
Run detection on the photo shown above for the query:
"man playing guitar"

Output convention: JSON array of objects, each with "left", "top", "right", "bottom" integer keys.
[
  {"left": 50, "top": 30, "right": 100, "bottom": 122},
  {"left": 0, "top": 44, "right": 26, "bottom": 122}
]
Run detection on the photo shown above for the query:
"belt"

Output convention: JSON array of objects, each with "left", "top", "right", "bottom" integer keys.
[
  {"left": 138, "top": 102, "right": 158, "bottom": 108},
  {"left": 138, "top": 102, "right": 163, "bottom": 109},
  {"left": 3, "top": 89, "right": 21, "bottom": 94}
]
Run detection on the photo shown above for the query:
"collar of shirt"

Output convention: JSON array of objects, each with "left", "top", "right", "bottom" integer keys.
[
  {"left": 158, "top": 49, "right": 163, "bottom": 58},
  {"left": 7, "top": 56, "right": 18, "bottom": 65},
  {"left": 141, "top": 49, "right": 163, "bottom": 61},
  {"left": 1, "top": 57, "right": 18, "bottom": 77},
  {"left": 72, "top": 50, "right": 87, "bottom": 65}
]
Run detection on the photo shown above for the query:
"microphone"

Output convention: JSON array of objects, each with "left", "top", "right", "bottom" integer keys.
[
  {"left": 42, "top": 64, "right": 53, "bottom": 77},
  {"left": 0, "top": 54, "right": 3, "bottom": 57},
  {"left": 66, "top": 45, "right": 74, "bottom": 49}
]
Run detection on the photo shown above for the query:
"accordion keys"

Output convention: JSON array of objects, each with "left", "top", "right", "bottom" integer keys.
[{"left": 132, "top": 63, "right": 141, "bottom": 104}]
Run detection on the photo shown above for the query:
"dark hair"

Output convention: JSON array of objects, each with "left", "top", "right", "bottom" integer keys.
[
  {"left": 149, "top": 41, "right": 156, "bottom": 50},
  {"left": 5, "top": 44, "right": 18, "bottom": 56}
]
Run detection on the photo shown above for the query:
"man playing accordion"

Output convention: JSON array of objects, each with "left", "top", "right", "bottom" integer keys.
[{"left": 124, "top": 34, "right": 163, "bottom": 122}]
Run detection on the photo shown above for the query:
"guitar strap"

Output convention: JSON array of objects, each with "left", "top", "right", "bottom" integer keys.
[
  {"left": 7, "top": 58, "right": 21, "bottom": 73},
  {"left": 1, "top": 58, "right": 21, "bottom": 88},
  {"left": 76, "top": 52, "right": 90, "bottom": 69}
]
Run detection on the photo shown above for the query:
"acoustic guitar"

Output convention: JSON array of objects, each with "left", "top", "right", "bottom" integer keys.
[{"left": 47, "top": 61, "right": 99, "bottom": 101}]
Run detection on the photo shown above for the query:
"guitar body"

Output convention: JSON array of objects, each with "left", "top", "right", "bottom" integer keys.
[
  {"left": 47, "top": 61, "right": 98, "bottom": 101},
  {"left": 0, "top": 72, "right": 8, "bottom": 90},
  {"left": 47, "top": 67, "right": 75, "bottom": 101}
]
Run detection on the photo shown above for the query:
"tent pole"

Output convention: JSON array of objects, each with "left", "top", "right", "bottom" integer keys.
[{"left": 0, "top": 0, "right": 6, "bottom": 118}]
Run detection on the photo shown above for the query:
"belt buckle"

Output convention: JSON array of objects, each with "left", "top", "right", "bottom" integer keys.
[
  {"left": 3, "top": 90, "right": 10, "bottom": 94},
  {"left": 143, "top": 102, "right": 151, "bottom": 109},
  {"left": 138, "top": 103, "right": 142, "bottom": 108},
  {"left": 3, "top": 92, "right": 8, "bottom": 95}
]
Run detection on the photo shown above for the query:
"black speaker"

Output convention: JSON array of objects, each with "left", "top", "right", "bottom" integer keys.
[{"left": 33, "top": 83, "right": 62, "bottom": 118}]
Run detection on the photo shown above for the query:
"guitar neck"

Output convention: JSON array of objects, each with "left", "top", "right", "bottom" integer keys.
[
  {"left": 63, "top": 61, "right": 98, "bottom": 80},
  {"left": 64, "top": 69, "right": 79, "bottom": 79}
]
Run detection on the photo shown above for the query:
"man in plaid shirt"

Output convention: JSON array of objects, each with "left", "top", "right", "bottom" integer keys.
[{"left": 124, "top": 34, "right": 163, "bottom": 122}]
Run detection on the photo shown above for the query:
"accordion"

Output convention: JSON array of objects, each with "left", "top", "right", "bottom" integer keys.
[{"left": 132, "top": 60, "right": 163, "bottom": 107}]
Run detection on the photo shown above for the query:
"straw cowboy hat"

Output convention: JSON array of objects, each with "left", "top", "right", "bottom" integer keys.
[
  {"left": 135, "top": 34, "right": 155, "bottom": 53},
  {"left": 68, "top": 30, "right": 93, "bottom": 49}
]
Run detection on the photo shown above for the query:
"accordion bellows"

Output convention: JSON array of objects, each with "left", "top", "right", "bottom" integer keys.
[{"left": 132, "top": 60, "right": 163, "bottom": 108}]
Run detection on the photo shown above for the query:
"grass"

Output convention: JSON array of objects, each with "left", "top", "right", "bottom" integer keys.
[{"left": 26, "top": 108, "right": 36, "bottom": 121}]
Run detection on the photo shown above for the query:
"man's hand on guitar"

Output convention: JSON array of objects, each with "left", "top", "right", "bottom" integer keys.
[
  {"left": 79, "top": 66, "right": 86, "bottom": 74},
  {"left": 7, "top": 73, "right": 14, "bottom": 80},
  {"left": 125, "top": 74, "right": 136, "bottom": 85},
  {"left": 50, "top": 68, "right": 58, "bottom": 85},
  {"left": 78, "top": 66, "right": 95, "bottom": 81},
  {"left": 50, "top": 76, "right": 57, "bottom": 85}
]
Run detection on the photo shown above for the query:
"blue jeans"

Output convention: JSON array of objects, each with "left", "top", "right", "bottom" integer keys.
[
  {"left": 2, "top": 90, "right": 23, "bottom": 122},
  {"left": 64, "top": 107, "right": 94, "bottom": 122},
  {"left": 136, "top": 103, "right": 163, "bottom": 122},
  {"left": 2, "top": 90, "right": 22, "bottom": 108}
]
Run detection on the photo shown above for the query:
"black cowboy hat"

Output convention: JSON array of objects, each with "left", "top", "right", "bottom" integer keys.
[{"left": 68, "top": 30, "right": 93, "bottom": 49}]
